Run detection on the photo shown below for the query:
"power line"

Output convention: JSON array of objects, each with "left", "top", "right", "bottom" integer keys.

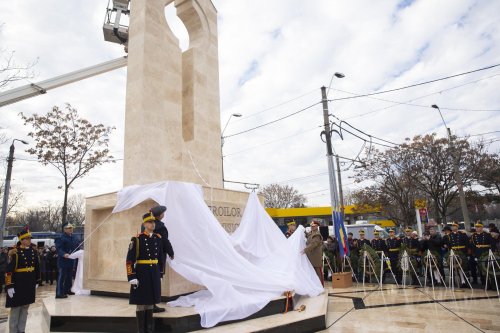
[
  {"left": 331, "top": 123, "right": 395, "bottom": 148},
  {"left": 223, "top": 102, "right": 322, "bottom": 139},
  {"left": 333, "top": 116, "right": 399, "bottom": 146},
  {"left": 224, "top": 125, "right": 321, "bottom": 157},
  {"left": 328, "top": 63, "right": 500, "bottom": 102},
  {"left": 344, "top": 73, "right": 500, "bottom": 120},
  {"left": 463, "top": 130, "right": 500, "bottom": 138},
  {"left": 229, "top": 88, "right": 319, "bottom": 123}
]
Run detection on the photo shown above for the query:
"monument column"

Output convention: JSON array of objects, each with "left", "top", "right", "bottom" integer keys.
[{"left": 123, "top": 0, "right": 223, "bottom": 188}]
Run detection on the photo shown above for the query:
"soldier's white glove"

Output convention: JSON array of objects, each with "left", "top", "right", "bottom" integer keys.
[
  {"left": 129, "top": 279, "right": 139, "bottom": 286},
  {"left": 7, "top": 289, "right": 15, "bottom": 298},
  {"left": 36, "top": 284, "right": 39, "bottom": 289}
]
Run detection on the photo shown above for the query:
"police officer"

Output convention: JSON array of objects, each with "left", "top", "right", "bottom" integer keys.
[
  {"left": 347, "top": 232, "right": 359, "bottom": 277},
  {"left": 386, "top": 229, "right": 402, "bottom": 284},
  {"left": 443, "top": 222, "right": 469, "bottom": 287},
  {"left": 148, "top": 205, "right": 174, "bottom": 313},
  {"left": 285, "top": 221, "right": 297, "bottom": 238},
  {"left": 55, "top": 223, "right": 79, "bottom": 298},
  {"left": 470, "top": 222, "right": 495, "bottom": 285},
  {"left": 5, "top": 227, "right": 41, "bottom": 333},
  {"left": 127, "top": 212, "right": 165, "bottom": 333}
]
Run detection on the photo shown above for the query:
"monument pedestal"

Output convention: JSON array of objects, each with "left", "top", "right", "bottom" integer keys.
[
  {"left": 83, "top": 186, "right": 251, "bottom": 297},
  {"left": 41, "top": 292, "right": 327, "bottom": 333}
]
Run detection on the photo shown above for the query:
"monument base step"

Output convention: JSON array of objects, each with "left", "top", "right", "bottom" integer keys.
[{"left": 42, "top": 292, "right": 327, "bottom": 333}]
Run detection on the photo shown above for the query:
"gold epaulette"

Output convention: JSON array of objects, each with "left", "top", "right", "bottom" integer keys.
[{"left": 155, "top": 233, "right": 162, "bottom": 238}]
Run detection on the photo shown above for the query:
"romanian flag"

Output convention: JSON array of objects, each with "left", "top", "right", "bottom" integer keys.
[{"left": 333, "top": 210, "right": 349, "bottom": 257}]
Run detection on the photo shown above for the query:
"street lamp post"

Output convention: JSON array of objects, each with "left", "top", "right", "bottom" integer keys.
[
  {"left": 221, "top": 113, "right": 242, "bottom": 188},
  {"left": 0, "top": 138, "right": 28, "bottom": 247},
  {"left": 321, "top": 72, "right": 344, "bottom": 230},
  {"left": 431, "top": 104, "right": 470, "bottom": 225}
]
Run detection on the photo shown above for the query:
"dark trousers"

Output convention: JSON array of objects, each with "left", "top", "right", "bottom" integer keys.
[
  {"left": 0, "top": 271, "right": 5, "bottom": 292},
  {"left": 57, "top": 267, "right": 73, "bottom": 296},
  {"left": 46, "top": 267, "right": 57, "bottom": 283}
]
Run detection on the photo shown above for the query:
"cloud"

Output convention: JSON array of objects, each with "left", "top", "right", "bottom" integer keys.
[{"left": 0, "top": 0, "right": 499, "bottom": 211}]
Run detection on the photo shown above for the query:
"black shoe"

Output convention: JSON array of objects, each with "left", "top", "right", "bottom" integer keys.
[
  {"left": 460, "top": 282, "right": 467, "bottom": 288},
  {"left": 55, "top": 295, "right": 68, "bottom": 299},
  {"left": 136, "top": 310, "right": 146, "bottom": 333},
  {"left": 145, "top": 309, "right": 155, "bottom": 333},
  {"left": 153, "top": 304, "right": 165, "bottom": 313},
  {"left": 67, "top": 291, "right": 75, "bottom": 295}
]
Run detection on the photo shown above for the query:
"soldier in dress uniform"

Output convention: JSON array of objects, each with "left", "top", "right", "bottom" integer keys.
[
  {"left": 285, "top": 221, "right": 297, "bottom": 238},
  {"left": 347, "top": 232, "right": 359, "bottom": 278},
  {"left": 148, "top": 205, "right": 174, "bottom": 313},
  {"left": 5, "top": 227, "right": 41, "bottom": 333},
  {"left": 371, "top": 231, "right": 388, "bottom": 282},
  {"left": 401, "top": 227, "right": 420, "bottom": 285},
  {"left": 470, "top": 222, "right": 495, "bottom": 285},
  {"left": 443, "top": 222, "right": 469, "bottom": 287},
  {"left": 357, "top": 230, "right": 371, "bottom": 249},
  {"left": 127, "top": 212, "right": 165, "bottom": 333},
  {"left": 371, "top": 231, "right": 387, "bottom": 255},
  {"left": 386, "top": 229, "right": 402, "bottom": 284}
]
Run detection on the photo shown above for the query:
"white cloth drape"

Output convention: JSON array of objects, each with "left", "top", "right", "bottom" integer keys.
[
  {"left": 68, "top": 250, "right": 90, "bottom": 295},
  {"left": 113, "top": 181, "right": 322, "bottom": 328}
]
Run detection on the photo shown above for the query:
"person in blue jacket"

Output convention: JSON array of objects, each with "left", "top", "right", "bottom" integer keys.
[{"left": 55, "top": 223, "right": 79, "bottom": 298}]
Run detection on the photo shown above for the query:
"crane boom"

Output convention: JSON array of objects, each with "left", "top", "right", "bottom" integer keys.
[{"left": 0, "top": 56, "right": 128, "bottom": 108}]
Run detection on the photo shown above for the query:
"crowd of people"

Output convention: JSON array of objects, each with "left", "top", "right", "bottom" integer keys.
[
  {"left": 2, "top": 223, "right": 80, "bottom": 333},
  {"left": 323, "top": 221, "right": 499, "bottom": 288}
]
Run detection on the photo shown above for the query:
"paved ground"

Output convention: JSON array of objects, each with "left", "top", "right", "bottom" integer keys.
[{"left": 1, "top": 282, "right": 499, "bottom": 332}]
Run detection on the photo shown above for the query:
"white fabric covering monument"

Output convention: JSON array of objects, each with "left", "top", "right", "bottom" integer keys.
[{"left": 112, "top": 181, "right": 323, "bottom": 328}]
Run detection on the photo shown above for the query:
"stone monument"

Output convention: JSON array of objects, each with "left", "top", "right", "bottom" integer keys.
[{"left": 83, "top": 0, "right": 250, "bottom": 297}]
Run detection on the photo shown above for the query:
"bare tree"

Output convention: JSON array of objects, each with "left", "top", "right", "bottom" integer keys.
[
  {"left": 0, "top": 181, "right": 23, "bottom": 215},
  {"left": 0, "top": 43, "right": 37, "bottom": 91},
  {"left": 259, "top": 184, "right": 306, "bottom": 208},
  {"left": 67, "top": 193, "right": 85, "bottom": 226},
  {"left": 20, "top": 103, "right": 114, "bottom": 226}
]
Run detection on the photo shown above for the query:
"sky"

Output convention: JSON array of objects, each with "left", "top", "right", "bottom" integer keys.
[{"left": 0, "top": 0, "right": 499, "bottom": 212}]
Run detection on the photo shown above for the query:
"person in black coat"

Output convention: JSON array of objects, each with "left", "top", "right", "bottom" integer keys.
[
  {"left": 0, "top": 246, "right": 8, "bottom": 293},
  {"left": 149, "top": 205, "right": 174, "bottom": 313},
  {"left": 421, "top": 227, "right": 445, "bottom": 285},
  {"left": 5, "top": 227, "right": 41, "bottom": 333},
  {"left": 127, "top": 212, "right": 165, "bottom": 333},
  {"left": 46, "top": 246, "right": 59, "bottom": 285}
]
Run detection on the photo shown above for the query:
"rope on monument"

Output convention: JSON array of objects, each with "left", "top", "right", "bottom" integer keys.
[
  {"left": 69, "top": 212, "right": 114, "bottom": 255},
  {"left": 187, "top": 149, "right": 214, "bottom": 207}
]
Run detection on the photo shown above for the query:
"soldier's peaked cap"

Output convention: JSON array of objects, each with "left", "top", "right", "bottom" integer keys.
[
  {"left": 143, "top": 212, "right": 155, "bottom": 223},
  {"left": 359, "top": 230, "right": 365, "bottom": 234},
  {"left": 150, "top": 205, "right": 167, "bottom": 217},
  {"left": 18, "top": 227, "right": 32, "bottom": 240}
]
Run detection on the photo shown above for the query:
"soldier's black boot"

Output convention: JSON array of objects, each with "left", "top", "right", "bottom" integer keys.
[
  {"left": 153, "top": 304, "right": 165, "bottom": 313},
  {"left": 145, "top": 309, "right": 155, "bottom": 333},
  {"left": 136, "top": 310, "right": 146, "bottom": 333}
]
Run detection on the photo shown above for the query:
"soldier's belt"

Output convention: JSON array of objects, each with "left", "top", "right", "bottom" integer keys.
[
  {"left": 15, "top": 267, "right": 35, "bottom": 273},
  {"left": 451, "top": 246, "right": 465, "bottom": 250},
  {"left": 476, "top": 245, "right": 491, "bottom": 248},
  {"left": 136, "top": 259, "right": 158, "bottom": 265},
  {"left": 389, "top": 249, "right": 399, "bottom": 252}
]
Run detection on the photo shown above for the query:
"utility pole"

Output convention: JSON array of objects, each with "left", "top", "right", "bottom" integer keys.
[
  {"left": 335, "top": 155, "right": 345, "bottom": 219},
  {"left": 431, "top": 105, "right": 470, "bottom": 226},
  {"left": 321, "top": 86, "right": 340, "bottom": 229},
  {"left": 0, "top": 139, "right": 28, "bottom": 247},
  {"left": 447, "top": 127, "right": 471, "bottom": 225}
]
